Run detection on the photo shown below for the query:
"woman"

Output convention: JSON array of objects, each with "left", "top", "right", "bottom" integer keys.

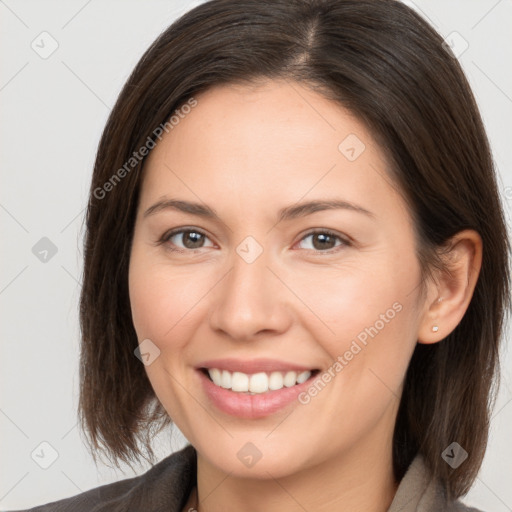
[{"left": 12, "top": 0, "right": 510, "bottom": 511}]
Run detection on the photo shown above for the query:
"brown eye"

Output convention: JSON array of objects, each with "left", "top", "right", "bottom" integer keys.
[
  {"left": 297, "top": 230, "right": 349, "bottom": 252},
  {"left": 163, "top": 229, "right": 214, "bottom": 251}
]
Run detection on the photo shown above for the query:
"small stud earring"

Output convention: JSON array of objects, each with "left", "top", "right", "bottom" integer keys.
[{"left": 432, "top": 325, "right": 439, "bottom": 332}]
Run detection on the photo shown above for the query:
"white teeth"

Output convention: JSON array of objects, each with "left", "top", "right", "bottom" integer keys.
[
  {"left": 220, "top": 370, "right": 231, "bottom": 389},
  {"left": 249, "top": 372, "right": 268, "bottom": 393},
  {"left": 268, "top": 371, "right": 284, "bottom": 390},
  {"left": 296, "top": 370, "right": 311, "bottom": 384},
  {"left": 209, "top": 368, "right": 222, "bottom": 386},
  {"left": 231, "top": 372, "right": 249, "bottom": 392},
  {"left": 206, "top": 368, "right": 312, "bottom": 393},
  {"left": 283, "top": 371, "right": 297, "bottom": 387}
]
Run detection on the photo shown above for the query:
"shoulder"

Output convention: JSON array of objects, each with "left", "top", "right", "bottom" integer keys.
[
  {"left": 446, "top": 502, "right": 484, "bottom": 512},
  {"left": 6, "top": 444, "right": 197, "bottom": 512},
  {"left": 388, "top": 454, "right": 486, "bottom": 512}
]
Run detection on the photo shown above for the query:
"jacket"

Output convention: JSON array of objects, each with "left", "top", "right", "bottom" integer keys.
[{"left": 7, "top": 444, "right": 483, "bottom": 512}]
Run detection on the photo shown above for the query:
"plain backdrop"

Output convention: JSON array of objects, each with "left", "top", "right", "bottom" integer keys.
[{"left": 1, "top": 0, "right": 511, "bottom": 510}]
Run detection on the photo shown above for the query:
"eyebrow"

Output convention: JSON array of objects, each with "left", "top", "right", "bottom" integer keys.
[{"left": 143, "top": 198, "right": 375, "bottom": 222}]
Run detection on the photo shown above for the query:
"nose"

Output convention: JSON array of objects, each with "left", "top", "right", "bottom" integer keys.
[{"left": 208, "top": 244, "right": 293, "bottom": 342}]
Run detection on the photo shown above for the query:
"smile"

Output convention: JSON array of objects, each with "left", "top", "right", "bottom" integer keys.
[
  {"left": 196, "top": 359, "right": 321, "bottom": 418},
  {"left": 203, "top": 368, "right": 315, "bottom": 394}
]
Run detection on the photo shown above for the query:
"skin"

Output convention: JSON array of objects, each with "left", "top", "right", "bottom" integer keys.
[{"left": 128, "top": 78, "right": 482, "bottom": 512}]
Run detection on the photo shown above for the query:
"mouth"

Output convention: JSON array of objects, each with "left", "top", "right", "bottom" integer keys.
[
  {"left": 200, "top": 367, "right": 321, "bottom": 394},
  {"left": 195, "top": 359, "right": 322, "bottom": 419}
]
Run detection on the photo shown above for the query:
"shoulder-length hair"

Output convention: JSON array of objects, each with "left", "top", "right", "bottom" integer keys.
[{"left": 78, "top": 0, "right": 511, "bottom": 500}]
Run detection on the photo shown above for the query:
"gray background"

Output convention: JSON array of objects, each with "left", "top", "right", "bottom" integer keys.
[{"left": 1, "top": 0, "right": 511, "bottom": 510}]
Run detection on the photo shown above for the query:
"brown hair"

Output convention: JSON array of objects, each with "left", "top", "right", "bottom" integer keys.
[{"left": 78, "top": 0, "right": 511, "bottom": 500}]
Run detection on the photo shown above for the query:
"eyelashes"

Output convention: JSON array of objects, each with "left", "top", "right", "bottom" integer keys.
[
  {"left": 157, "top": 227, "right": 351, "bottom": 255},
  {"left": 159, "top": 228, "right": 214, "bottom": 252},
  {"left": 298, "top": 229, "right": 350, "bottom": 251}
]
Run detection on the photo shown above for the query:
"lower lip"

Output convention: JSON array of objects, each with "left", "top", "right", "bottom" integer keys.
[{"left": 197, "top": 369, "right": 317, "bottom": 419}]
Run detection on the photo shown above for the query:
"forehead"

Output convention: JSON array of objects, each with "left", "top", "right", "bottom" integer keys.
[{"left": 139, "top": 79, "right": 407, "bottom": 224}]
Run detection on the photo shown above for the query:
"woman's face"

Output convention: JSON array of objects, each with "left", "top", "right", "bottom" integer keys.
[{"left": 128, "top": 79, "right": 430, "bottom": 478}]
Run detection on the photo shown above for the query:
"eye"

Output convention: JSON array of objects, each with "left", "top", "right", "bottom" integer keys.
[
  {"left": 295, "top": 229, "right": 350, "bottom": 253},
  {"left": 158, "top": 227, "right": 350, "bottom": 254},
  {"left": 160, "top": 228, "right": 215, "bottom": 252}
]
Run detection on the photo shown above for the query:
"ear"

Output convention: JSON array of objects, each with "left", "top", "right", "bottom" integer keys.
[{"left": 417, "top": 229, "right": 483, "bottom": 344}]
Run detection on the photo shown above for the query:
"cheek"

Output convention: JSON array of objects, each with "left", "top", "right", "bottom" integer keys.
[
  {"left": 128, "top": 253, "right": 206, "bottom": 423},
  {"left": 128, "top": 252, "right": 210, "bottom": 350},
  {"left": 288, "top": 260, "right": 409, "bottom": 341},
  {"left": 292, "top": 253, "right": 419, "bottom": 389}
]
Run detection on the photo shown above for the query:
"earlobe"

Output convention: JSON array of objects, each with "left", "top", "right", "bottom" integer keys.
[{"left": 417, "top": 230, "right": 482, "bottom": 345}]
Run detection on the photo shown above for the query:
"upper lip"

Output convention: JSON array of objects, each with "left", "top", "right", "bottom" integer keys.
[{"left": 197, "top": 358, "right": 317, "bottom": 374}]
